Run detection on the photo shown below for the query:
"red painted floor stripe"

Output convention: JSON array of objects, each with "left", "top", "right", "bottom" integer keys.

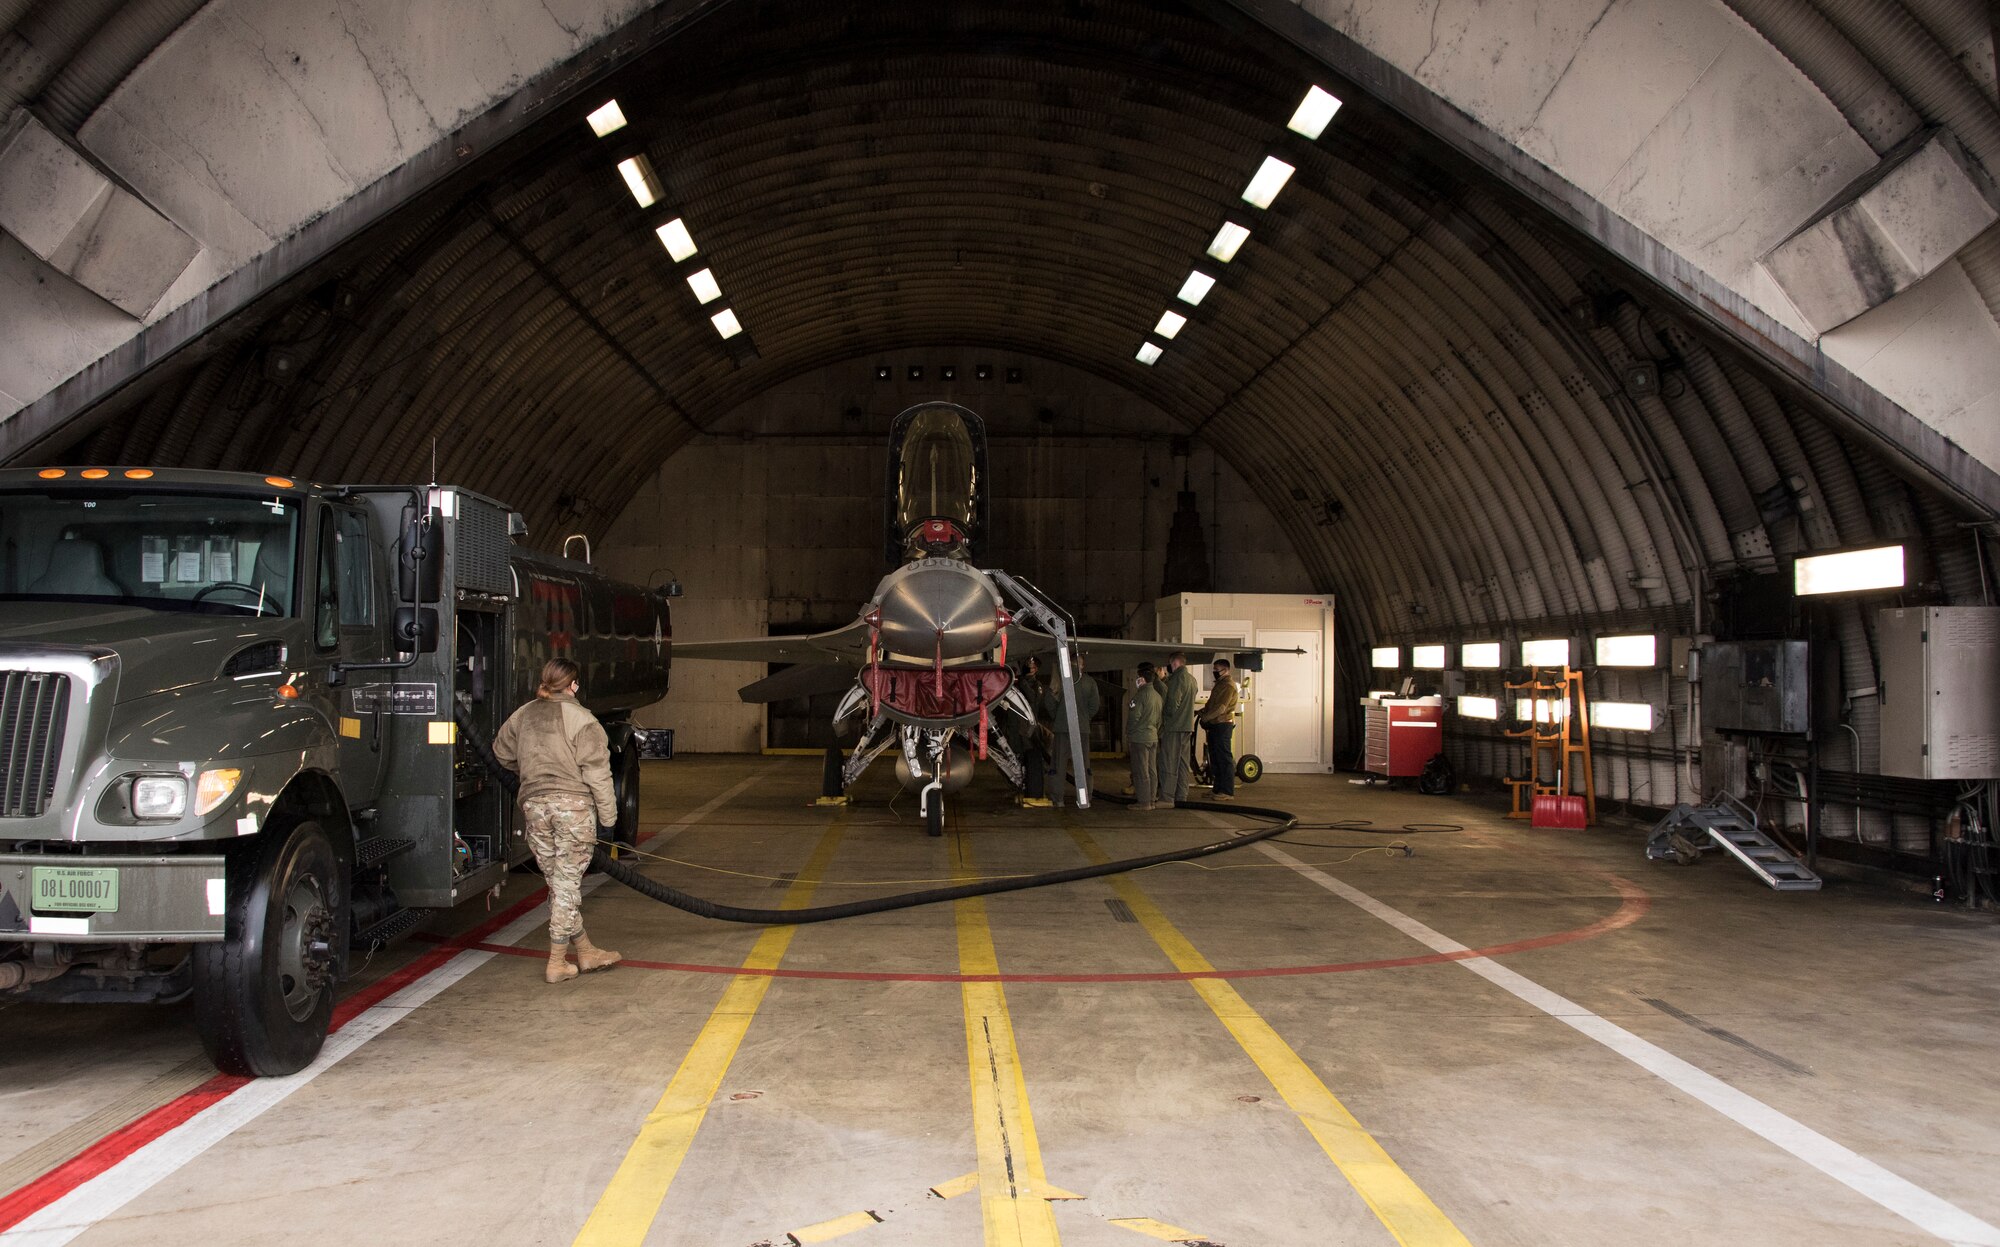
[
  {"left": 456, "top": 874, "right": 1648, "bottom": 984},
  {"left": 0, "top": 883, "right": 552, "bottom": 1234},
  {"left": 0, "top": 1075, "right": 246, "bottom": 1231}
]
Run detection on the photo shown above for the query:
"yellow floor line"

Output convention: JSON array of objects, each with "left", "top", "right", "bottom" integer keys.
[
  {"left": 785, "top": 1209, "right": 883, "bottom": 1243},
  {"left": 572, "top": 815, "right": 848, "bottom": 1247},
  {"left": 1106, "top": 1216, "right": 1207, "bottom": 1242},
  {"left": 954, "top": 827, "right": 1067, "bottom": 1247},
  {"left": 1068, "top": 827, "right": 1474, "bottom": 1247},
  {"left": 931, "top": 1171, "right": 981, "bottom": 1200}
]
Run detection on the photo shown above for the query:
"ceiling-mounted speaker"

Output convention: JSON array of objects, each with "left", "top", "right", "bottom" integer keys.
[{"left": 1622, "top": 362, "right": 1659, "bottom": 398}]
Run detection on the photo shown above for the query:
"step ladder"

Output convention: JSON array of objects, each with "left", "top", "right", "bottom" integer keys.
[{"left": 1647, "top": 796, "right": 1821, "bottom": 891}]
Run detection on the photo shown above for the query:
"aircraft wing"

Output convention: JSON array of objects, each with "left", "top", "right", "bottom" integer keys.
[
  {"left": 1003, "top": 626, "right": 1303, "bottom": 673},
  {"left": 670, "top": 620, "right": 873, "bottom": 666}
]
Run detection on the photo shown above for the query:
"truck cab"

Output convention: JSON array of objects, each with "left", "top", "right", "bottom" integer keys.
[{"left": 0, "top": 467, "right": 671, "bottom": 1075}]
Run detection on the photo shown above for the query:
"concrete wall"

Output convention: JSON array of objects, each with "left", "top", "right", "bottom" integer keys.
[
  {"left": 594, "top": 357, "right": 1316, "bottom": 751},
  {"left": 3, "top": 0, "right": 1997, "bottom": 476},
  {"left": 1300, "top": 0, "right": 2000, "bottom": 470}
]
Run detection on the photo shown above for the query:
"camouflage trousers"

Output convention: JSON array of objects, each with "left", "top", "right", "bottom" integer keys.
[{"left": 523, "top": 794, "right": 597, "bottom": 944}]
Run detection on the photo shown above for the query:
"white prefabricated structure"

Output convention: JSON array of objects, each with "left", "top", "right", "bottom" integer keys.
[{"left": 1132, "top": 592, "right": 1337, "bottom": 774}]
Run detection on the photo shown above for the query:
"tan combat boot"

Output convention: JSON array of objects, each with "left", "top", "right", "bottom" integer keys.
[
  {"left": 546, "top": 943, "right": 578, "bottom": 984},
  {"left": 573, "top": 931, "right": 622, "bottom": 974}
]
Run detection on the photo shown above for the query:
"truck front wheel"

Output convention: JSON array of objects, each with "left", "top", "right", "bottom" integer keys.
[{"left": 193, "top": 819, "right": 343, "bottom": 1076}]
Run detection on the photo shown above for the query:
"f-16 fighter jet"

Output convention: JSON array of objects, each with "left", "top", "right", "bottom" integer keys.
[{"left": 673, "top": 402, "right": 1295, "bottom": 835}]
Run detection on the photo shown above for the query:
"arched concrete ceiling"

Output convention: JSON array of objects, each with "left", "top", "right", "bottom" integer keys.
[{"left": 0, "top": 0, "right": 1995, "bottom": 670}]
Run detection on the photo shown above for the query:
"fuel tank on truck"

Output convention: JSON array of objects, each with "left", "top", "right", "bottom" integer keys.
[{"left": 510, "top": 548, "right": 673, "bottom": 713}]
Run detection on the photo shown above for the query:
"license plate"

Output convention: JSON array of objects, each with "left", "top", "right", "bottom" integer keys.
[{"left": 31, "top": 866, "right": 119, "bottom": 913}]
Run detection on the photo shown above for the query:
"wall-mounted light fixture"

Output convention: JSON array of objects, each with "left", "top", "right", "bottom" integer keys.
[{"left": 1794, "top": 545, "right": 1905, "bottom": 596}]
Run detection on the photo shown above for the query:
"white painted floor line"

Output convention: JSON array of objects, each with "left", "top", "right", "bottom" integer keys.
[
  {"left": 2, "top": 772, "right": 766, "bottom": 1247},
  {"left": 1256, "top": 840, "right": 2000, "bottom": 1247}
]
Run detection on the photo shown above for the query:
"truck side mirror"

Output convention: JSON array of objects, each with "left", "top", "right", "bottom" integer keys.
[
  {"left": 399, "top": 509, "right": 443, "bottom": 604},
  {"left": 395, "top": 606, "right": 440, "bottom": 654}
]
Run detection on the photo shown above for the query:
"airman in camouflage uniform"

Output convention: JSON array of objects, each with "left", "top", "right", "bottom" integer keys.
[{"left": 494, "top": 658, "right": 624, "bottom": 983}]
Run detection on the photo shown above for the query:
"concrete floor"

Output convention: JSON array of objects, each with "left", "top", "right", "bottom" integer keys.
[{"left": 3, "top": 756, "right": 1998, "bottom": 1247}]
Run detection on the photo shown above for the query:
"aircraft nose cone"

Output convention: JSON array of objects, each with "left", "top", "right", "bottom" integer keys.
[{"left": 876, "top": 564, "right": 1000, "bottom": 659}]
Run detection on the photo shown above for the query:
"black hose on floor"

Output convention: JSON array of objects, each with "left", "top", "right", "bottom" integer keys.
[
  {"left": 457, "top": 702, "right": 1299, "bottom": 926},
  {"left": 588, "top": 795, "right": 1298, "bottom": 926}
]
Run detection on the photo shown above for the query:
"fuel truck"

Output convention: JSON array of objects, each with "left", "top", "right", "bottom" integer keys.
[{"left": 0, "top": 467, "right": 672, "bottom": 1075}]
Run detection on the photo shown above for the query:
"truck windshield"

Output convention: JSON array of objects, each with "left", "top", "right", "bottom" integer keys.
[{"left": 0, "top": 489, "right": 300, "bottom": 616}]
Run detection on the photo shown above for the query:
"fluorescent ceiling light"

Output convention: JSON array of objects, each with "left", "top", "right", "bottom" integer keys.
[
  {"left": 1412, "top": 644, "right": 1446, "bottom": 669},
  {"left": 655, "top": 217, "right": 697, "bottom": 261},
  {"left": 1516, "top": 697, "right": 1569, "bottom": 724},
  {"left": 686, "top": 268, "right": 722, "bottom": 304},
  {"left": 1288, "top": 85, "right": 1342, "bottom": 139},
  {"left": 1591, "top": 701, "right": 1655, "bottom": 732},
  {"left": 1461, "top": 641, "right": 1501, "bottom": 669},
  {"left": 618, "top": 156, "right": 662, "bottom": 208},
  {"left": 1207, "top": 221, "right": 1251, "bottom": 262},
  {"left": 1370, "top": 646, "right": 1399, "bottom": 668},
  {"left": 1457, "top": 695, "right": 1498, "bottom": 720},
  {"left": 1521, "top": 637, "right": 1570, "bottom": 667},
  {"left": 1795, "top": 545, "right": 1905, "bottom": 596},
  {"left": 1176, "top": 270, "right": 1216, "bottom": 305},
  {"left": 710, "top": 308, "right": 742, "bottom": 339},
  {"left": 1595, "top": 633, "right": 1658, "bottom": 667},
  {"left": 1241, "top": 156, "right": 1295, "bottom": 208},
  {"left": 1154, "top": 310, "right": 1187, "bottom": 339},
  {"left": 586, "top": 100, "right": 628, "bottom": 137},
  {"left": 1136, "top": 342, "right": 1163, "bottom": 366}
]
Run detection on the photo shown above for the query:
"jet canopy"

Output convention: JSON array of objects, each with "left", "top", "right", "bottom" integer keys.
[{"left": 884, "top": 402, "right": 988, "bottom": 561}]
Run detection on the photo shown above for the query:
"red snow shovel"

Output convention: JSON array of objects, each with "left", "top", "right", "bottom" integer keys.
[{"left": 1531, "top": 793, "right": 1588, "bottom": 829}]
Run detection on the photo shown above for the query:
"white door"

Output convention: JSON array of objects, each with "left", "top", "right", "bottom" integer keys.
[{"left": 1254, "top": 629, "right": 1322, "bottom": 771}]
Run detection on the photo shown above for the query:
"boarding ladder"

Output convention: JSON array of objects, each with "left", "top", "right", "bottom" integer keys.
[{"left": 1646, "top": 795, "right": 1822, "bottom": 891}]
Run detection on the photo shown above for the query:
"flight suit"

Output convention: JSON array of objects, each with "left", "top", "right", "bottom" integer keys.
[
  {"left": 1040, "top": 667, "right": 1100, "bottom": 806},
  {"left": 1125, "top": 679, "right": 1163, "bottom": 812},
  {"left": 1156, "top": 663, "right": 1199, "bottom": 805}
]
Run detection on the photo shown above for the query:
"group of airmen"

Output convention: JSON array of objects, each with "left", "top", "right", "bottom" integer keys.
[{"left": 1019, "top": 651, "right": 1240, "bottom": 811}]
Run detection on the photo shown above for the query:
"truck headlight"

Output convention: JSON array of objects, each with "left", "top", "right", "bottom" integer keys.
[
  {"left": 195, "top": 768, "right": 243, "bottom": 815},
  {"left": 131, "top": 776, "right": 188, "bottom": 819}
]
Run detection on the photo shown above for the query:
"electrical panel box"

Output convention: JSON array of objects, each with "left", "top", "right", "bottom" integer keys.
[
  {"left": 1701, "top": 640, "right": 1809, "bottom": 735},
  {"left": 1879, "top": 606, "right": 2000, "bottom": 779}
]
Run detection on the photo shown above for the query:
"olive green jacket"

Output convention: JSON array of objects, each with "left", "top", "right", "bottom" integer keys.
[
  {"left": 1040, "top": 671, "right": 1100, "bottom": 731},
  {"left": 1125, "top": 681, "right": 1163, "bottom": 745},
  {"left": 1159, "top": 665, "right": 1199, "bottom": 733}
]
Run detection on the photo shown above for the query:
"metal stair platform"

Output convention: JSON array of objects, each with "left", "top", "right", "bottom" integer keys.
[
  {"left": 350, "top": 906, "right": 435, "bottom": 951},
  {"left": 1647, "top": 796, "right": 1821, "bottom": 891},
  {"left": 355, "top": 836, "right": 416, "bottom": 867}
]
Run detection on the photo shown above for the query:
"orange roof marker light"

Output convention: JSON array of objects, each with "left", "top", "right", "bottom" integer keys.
[
  {"left": 276, "top": 684, "right": 300, "bottom": 700},
  {"left": 265, "top": 476, "right": 295, "bottom": 489},
  {"left": 123, "top": 469, "right": 154, "bottom": 479},
  {"left": 36, "top": 468, "right": 64, "bottom": 479},
  {"left": 80, "top": 469, "right": 110, "bottom": 479}
]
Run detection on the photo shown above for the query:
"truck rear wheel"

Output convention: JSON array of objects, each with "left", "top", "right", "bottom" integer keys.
[
  {"left": 612, "top": 739, "right": 642, "bottom": 854},
  {"left": 193, "top": 819, "right": 343, "bottom": 1076}
]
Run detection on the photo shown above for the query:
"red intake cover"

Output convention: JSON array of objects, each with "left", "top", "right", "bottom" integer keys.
[{"left": 862, "top": 665, "right": 1013, "bottom": 721}]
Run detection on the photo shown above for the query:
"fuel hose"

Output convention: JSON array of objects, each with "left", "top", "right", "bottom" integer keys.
[{"left": 457, "top": 703, "right": 1299, "bottom": 926}]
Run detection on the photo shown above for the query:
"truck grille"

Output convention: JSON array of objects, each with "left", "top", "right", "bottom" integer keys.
[{"left": 1, "top": 671, "right": 70, "bottom": 818}]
